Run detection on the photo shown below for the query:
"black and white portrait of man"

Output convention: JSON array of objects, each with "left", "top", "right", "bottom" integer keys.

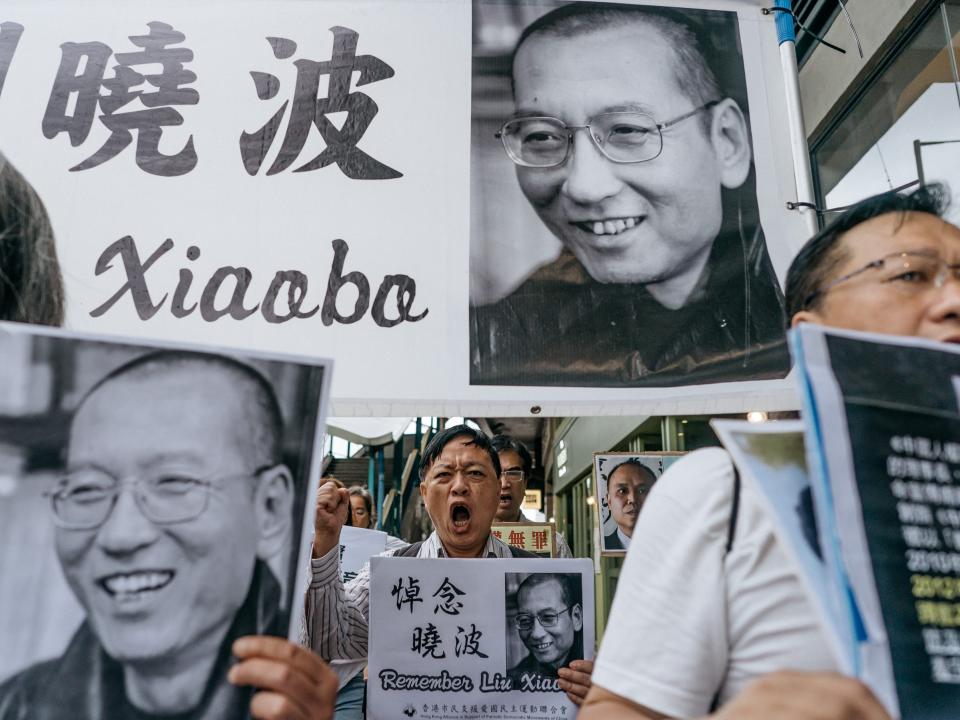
[
  {"left": 0, "top": 329, "right": 326, "bottom": 720},
  {"left": 470, "top": 1, "right": 788, "bottom": 387},
  {"left": 505, "top": 572, "right": 584, "bottom": 688}
]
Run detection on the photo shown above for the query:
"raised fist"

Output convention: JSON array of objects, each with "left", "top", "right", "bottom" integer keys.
[{"left": 312, "top": 481, "right": 349, "bottom": 558}]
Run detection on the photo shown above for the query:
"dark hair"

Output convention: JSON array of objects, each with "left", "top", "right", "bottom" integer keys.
[
  {"left": 0, "top": 153, "right": 65, "bottom": 325},
  {"left": 513, "top": 3, "right": 722, "bottom": 132},
  {"left": 419, "top": 424, "right": 500, "bottom": 481},
  {"left": 75, "top": 350, "right": 284, "bottom": 466},
  {"left": 517, "top": 572, "right": 580, "bottom": 611},
  {"left": 607, "top": 458, "right": 657, "bottom": 489},
  {"left": 785, "top": 184, "right": 950, "bottom": 322},
  {"left": 349, "top": 485, "right": 374, "bottom": 518},
  {"left": 491, "top": 434, "right": 533, "bottom": 477}
]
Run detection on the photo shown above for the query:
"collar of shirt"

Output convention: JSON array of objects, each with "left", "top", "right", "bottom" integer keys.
[
  {"left": 418, "top": 531, "right": 514, "bottom": 558},
  {"left": 616, "top": 526, "right": 632, "bottom": 550}
]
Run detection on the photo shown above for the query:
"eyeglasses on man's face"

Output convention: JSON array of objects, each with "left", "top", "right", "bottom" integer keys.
[
  {"left": 501, "top": 469, "right": 525, "bottom": 484},
  {"left": 804, "top": 251, "right": 960, "bottom": 308},
  {"left": 47, "top": 466, "right": 270, "bottom": 530},
  {"left": 496, "top": 100, "right": 719, "bottom": 168},
  {"left": 514, "top": 606, "right": 572, "bottom": 632}
]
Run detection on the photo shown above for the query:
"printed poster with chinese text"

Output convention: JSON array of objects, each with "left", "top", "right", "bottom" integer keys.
[
  {"left": 793, "top": 325, "right": 960, "bottom": 720},
  {"left": 367, "top": 557, "right": 594, "bottom": 720}
]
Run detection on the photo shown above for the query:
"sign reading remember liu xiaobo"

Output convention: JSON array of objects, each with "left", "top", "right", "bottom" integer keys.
[{"left": 0, "top": 0, "right": 808, "bottom": 416}]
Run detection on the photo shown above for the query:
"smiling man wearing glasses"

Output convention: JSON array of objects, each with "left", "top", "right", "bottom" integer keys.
[
  {"left": 0, "top": 352, "right": 337, "bottom": 720},
  {"left": 470, "top": 2, "right": 788, "bottom": 387},
  {"left": 508, "top": 573, "right": 583, "bottom": 688}
]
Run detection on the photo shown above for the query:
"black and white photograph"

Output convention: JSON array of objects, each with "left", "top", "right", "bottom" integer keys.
[
  {"left": 504, "top": 571, "right": 584, "bottom": 687},
  {"left": 368, "top": 557, "right": 594, "bottom": 719},
  {"left": 593, "top": 451, "right": 681, "bottom": 554},
  {"left": 0, "top": 323, "right": 329, "bottom": 719},
  {"left": 470, "top": 0, "right": 790, "bottom": 387}
]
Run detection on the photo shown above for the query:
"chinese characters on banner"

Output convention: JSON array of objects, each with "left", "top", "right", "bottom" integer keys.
[
  {"left": 491, "top": 523, "right": 557, "bottom": 558},
  {"left": 368, "top": 557, "right": 594, "bottom": 720},
  {"left": 793, "top": 325, "right": 960, "bottom": 719},
  {"left": 0, "top": 1, "right": 808, "bottom": 415}
]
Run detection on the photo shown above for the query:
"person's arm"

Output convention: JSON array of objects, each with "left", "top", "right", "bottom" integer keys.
[
  {"left": 303, "top": 482, "right": 369, "bottom": 661},
  {"left": 580, "top": 672, "right": 893, "bottom": 720},
  {"left": 229, "top": 636, "right": 338, "bottom": 720},
  {"left": 579, "top": 686, "right": 668, "bottom": 720},
  {"left": 304, "top": 545, "right": 371, "bottom": 661}
]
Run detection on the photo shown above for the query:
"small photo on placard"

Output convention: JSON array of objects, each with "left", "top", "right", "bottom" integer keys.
[
  {"left": 593, "top": 451, "right": 684, "bottom": 555},
  {"left": 504, "top": 572, "right": 584, "bottom": 688}
]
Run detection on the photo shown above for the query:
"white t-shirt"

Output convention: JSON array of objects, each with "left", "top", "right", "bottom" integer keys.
[{"left": 592, "top": 447, "right": 837, "bottom": 718}]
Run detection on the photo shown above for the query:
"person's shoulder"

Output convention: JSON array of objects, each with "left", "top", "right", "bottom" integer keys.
[
  {"left": 603, "top": 528, "right": 623, "bottom": 549},
  {"left": 507, "top": 653, "right": 537, "bottom": 677},
  {"left": 0, "top": 656, "right": 64, "bottom": 719},
  {"left": 646, "top": 448, "right": 737, "bottom": 512},
  {"left": 385, "top": 535, "right": 408, "bottom": 552}
]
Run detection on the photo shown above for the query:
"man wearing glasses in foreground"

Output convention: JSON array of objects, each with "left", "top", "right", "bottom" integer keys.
[
  {"left": 0, "top": 352, "right": 336, "bottom": 720},
  {"left": 492, "top": 435, "right": 573, "bottom": 558},
  {"left": 470, "top": 2, "right": 787, "bottom": 387},
  {"left": 582, "top": 185, "right": 960, "bottom": 720}
]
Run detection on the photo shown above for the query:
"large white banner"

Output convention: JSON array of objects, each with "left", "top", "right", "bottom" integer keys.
[{"left": 0, "top": 0, "right": 808, "bottom": 415}]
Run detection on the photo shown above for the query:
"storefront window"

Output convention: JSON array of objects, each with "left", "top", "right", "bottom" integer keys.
[{"left": 813, "top": 2, "right": 960, "bottom": 221}]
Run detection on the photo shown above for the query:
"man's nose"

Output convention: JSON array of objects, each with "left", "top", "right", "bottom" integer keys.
[
  {"left": 528, "top": 617, "right": 548, "bottom": 638},
  {"left": 928, "top": 274, "right": 960, "bottom": 324},
  {"left": 560, "top": 130, "right": 623, "bottom": 206},
  {"left": 95, "top": 488, "right": 161, "bottom": 554},
  {"left": 450, "top": 471, "right": 471, "bottom": 495}
]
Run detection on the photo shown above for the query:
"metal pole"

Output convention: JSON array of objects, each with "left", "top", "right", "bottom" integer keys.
[
  {"left": 660, "top": 417, "right": 679, "bottom": 452},
  {"left": 376, "top": 448, "right": 386, "bottom": 531},
  {"left": 775, "top": 0, "right": 818, "bottom": 238}
]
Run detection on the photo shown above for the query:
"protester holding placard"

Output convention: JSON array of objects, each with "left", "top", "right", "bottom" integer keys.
[
  {"left": 305, "top": 425, "right": 595, "bottom": 706},
  {"left": 0, "top": 152, "right": 64, "bottom": 326},
  {"left": 492, "top": 434, "right": 572, "bottom": 558},
  {"left": 583, "top": 185, "right": 960, "bottom": 719}
]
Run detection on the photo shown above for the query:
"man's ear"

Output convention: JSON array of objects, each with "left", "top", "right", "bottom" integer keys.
[
  {"left": 254, "top": 464, "right": 294, "bottom": 559},
  {"left": 709, "top": 97, "right": 751, "bottom": 189},
  {"left": 419, "top": 479, "right": 428, "bottom": 500},
  {"left": 791, "top": 311, "right": 823, "bottom": 328},
  {"left": 571, "top": 603, "right": 583, "bottom": 632}
]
